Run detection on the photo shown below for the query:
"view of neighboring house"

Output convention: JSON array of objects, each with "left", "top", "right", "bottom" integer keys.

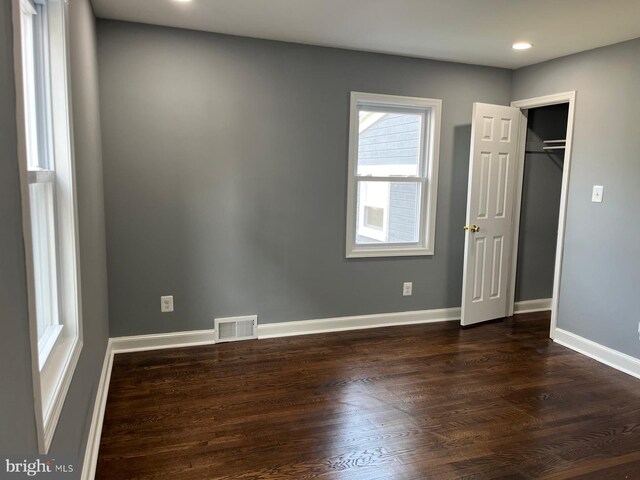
[{"left": 356, "top": 112, "right": 422, "bottom": 244}]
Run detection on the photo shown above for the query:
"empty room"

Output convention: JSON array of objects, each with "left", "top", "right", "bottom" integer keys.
[{"left": 2, "top": 0, "right": 640, "bottom": 478}]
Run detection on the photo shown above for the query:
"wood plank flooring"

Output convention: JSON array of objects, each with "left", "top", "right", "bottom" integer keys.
[{"left": 96, "top": 312, "right": 640, "bottom": 479}]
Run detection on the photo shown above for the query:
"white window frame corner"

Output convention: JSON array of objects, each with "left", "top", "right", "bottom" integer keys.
[
  {"left": 346, "top": 92, "right": 442, "bottom": 259},
  {"left": 12, "top": 0, "right": 84, "bottom": 454}
]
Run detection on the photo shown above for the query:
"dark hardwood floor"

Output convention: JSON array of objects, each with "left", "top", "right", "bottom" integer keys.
[{"left": 96, "top": 312, "right": 640, "bottom": 479}]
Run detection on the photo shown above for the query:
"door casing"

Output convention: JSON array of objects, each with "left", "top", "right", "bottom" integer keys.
[{"left": 507, "top": 91, "right": 577, "bottom": 340}]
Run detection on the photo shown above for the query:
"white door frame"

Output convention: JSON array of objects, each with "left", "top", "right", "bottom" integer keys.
[{"left": 507, "top": 91, "right": 577, "bottom": 339}]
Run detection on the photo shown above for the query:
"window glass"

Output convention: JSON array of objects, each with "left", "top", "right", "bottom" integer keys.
[
  {"left": 357, "top": 111, "right": 422, "bottom": 177},
  {"left": 356, "top": 181, "right": 421, "bottom": 244}
]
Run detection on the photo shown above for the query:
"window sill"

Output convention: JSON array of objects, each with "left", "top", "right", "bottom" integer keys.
[
  {"left": 347, "top": 246, "right": 434, "bottom": 258},
  {"left": 38, "top": 324, "right": 63, "bottom": 371},
  {"left": 38, "top": 334, "right": 82, "bottom": 453}
]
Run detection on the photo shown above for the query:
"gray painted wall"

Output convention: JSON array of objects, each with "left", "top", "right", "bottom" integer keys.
[
  {"left": 515, "top": 105, "right": 566, "bottom": 301},
  {"left": 0, "top": 0, "right": 109, "bottom": 472},
  {"left": 513, "top": 37, "right": 640, "bottom": 359},
  {"left": 97, "top": 20, "right": 513, "bottom": 336}
]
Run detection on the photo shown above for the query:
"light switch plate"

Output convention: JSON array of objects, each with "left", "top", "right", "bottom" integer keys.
[{"left": 591, "top": 185, "right": 604, "bottom": 203}]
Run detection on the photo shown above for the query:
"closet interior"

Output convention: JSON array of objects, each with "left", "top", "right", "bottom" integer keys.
[{"left": 514, "top": 103, "right": 569, "bottom": 303}]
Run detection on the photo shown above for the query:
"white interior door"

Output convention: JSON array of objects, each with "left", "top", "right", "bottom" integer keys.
[{"left": 461, "top": 103, "right": 521, "bottom": 326}]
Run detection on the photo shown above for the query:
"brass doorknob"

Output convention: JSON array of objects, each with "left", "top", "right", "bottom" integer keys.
[{"left": 464, "top": 225, "right": 480, "bottom": 232}]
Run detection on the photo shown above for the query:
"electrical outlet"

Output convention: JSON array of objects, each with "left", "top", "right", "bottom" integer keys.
[
  {"left": 161, "top": 295, "right": 174, "bottom": 313},
  {"left": 403, "top": 282, "right": 413, "bottom": 296},
  {"left": 638, "top": 322, "right": 640, "bottom": 340}
]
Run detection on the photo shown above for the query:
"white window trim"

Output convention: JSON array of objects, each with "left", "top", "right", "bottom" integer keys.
[
  {"left": 12, "top": 0, "right": 83, "bottom": 454},
  {"left": 346, "top": 92, "right": 442, "bottom": 258}
]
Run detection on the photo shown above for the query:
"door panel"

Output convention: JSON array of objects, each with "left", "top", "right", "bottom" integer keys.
[{"left": 461, "top": 103, "right": 521, "bottom": 326}]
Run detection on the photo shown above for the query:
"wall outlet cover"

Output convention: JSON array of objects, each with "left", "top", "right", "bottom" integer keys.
[
  {"left": 161, "top": 295, "right": 174, "bottom": 313},
  {"left": 403, "top": 282, "right": 413, "bottom": 296}
]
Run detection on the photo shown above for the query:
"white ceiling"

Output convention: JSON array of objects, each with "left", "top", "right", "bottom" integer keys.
[{"left": 91, "top": 0, "right": 640, "bottom": 69}]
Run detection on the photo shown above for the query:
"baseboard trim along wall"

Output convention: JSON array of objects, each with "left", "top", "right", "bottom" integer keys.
[
  {"left": 110, "top": 329, "right": 216, "bottom": 354},
  {"left": 257, "top": 307, "right": 461, "bottom": 339},
  {"left": 553, "top": 328, "right": 640, "bottom": 380},
  {"left": 81, "top": 340, "right": 114, "bottom": 480},
  {"left": 95, "top": 300, "right": 551, "bottom": 355},
  {"left": 513, "top": 298, "right": 552, "bottom": 314},
  {"left": 256, "top": 299, "right": 550, "bottom": 339}
]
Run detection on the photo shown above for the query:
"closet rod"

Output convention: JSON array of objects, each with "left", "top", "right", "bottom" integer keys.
[{"left": 543, "top": 139, "right": 566, "bottom": 144}]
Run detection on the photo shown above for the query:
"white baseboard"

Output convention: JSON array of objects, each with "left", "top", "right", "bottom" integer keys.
[
  {"left": 514, "top": 298, "right": 552, "bottom": 314},
  {"left": 553, "top": 328, "right": 640, "bottom": 380},
  {"left": 110, "top": 329, "right": 216, "bottom": 354},
  {"left": 257, "top": 301, "right": 548, "bottom": 340},
  {"left": 81, "top": 340, "right": 114, "bottom": 480},
  {"left": 257, "top": 307, "right": 461, "bottom": 339}
]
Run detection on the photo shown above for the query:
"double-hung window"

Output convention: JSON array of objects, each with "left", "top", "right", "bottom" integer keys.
[
  {"left": 16, "top": 0, "right": 82, "bottom": 453},
  {"left": 346, "top": 92, "right": 442, "bottom": 257}
]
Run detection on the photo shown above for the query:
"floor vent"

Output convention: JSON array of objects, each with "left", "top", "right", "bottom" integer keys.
[{"left": 214, "top": 315, "right": 257, "bottom": 343}]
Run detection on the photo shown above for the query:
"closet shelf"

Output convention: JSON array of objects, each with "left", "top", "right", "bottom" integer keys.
[
  {"left": 525, "top": 138, "right": 566, "bottom": 153},
  {"left": 525, "top": 146, "right": 566, "bottom": 154},
  {"left": 525, "top": 151, "right": 565, "bottom": 154}
]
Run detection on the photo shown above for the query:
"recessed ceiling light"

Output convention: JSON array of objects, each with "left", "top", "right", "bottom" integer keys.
[{"left": 512, "top": 42, "right": 533, "bottom": 50}]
